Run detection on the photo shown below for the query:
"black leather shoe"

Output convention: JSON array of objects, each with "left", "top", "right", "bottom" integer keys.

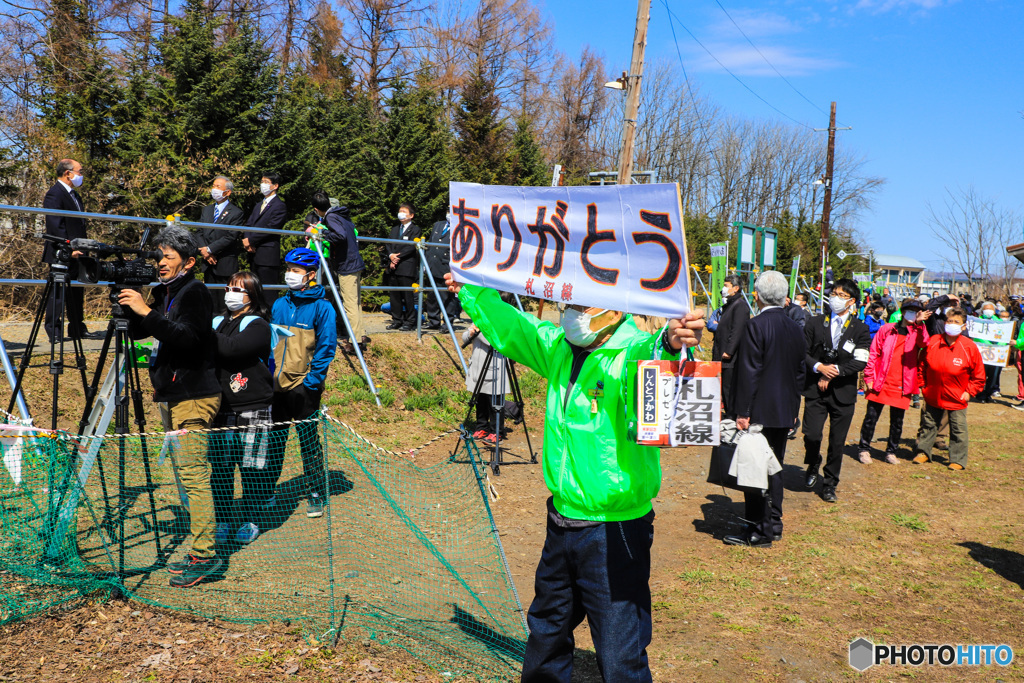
[
  {"left": 399, "top": 325, "right": 415, "bottom": 331},
  {"left": 723, "top": 532, "right": 773, "bottom": 548},
  {"left": 821, "top": 486, "right": 837, "bottom": 503},
  {"left": 385, "top": 322, "right": 403, "bottom": 330},
  {"left": 773, "top": 533, "right": 782, "bottom": 542},
  {"left": 804, "top": 467, "right": 819, "bottom": 489}
]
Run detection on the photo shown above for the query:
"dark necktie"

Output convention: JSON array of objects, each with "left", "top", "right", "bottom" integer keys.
[{"left": 70, "top": 190, "right": 82, "bottom": 211}]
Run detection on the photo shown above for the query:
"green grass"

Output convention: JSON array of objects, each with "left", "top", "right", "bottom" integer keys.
[
  {"left": 678, "top": 568, "right": 715, "bottom": 584},
  {"left": 890, "top": 513, "right": 929, "bottom": 532}
]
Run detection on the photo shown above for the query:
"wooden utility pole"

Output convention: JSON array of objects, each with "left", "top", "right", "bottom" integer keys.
[
  {"left": 616, "top": 0, "right": 651, "bottom": 185},
  {"left": 818, "top": 101, "right": 837, "bottom": 312}
]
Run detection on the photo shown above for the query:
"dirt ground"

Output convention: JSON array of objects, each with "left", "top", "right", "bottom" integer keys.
[{"left": 1, "top": 330, "right": 1023, "bottom": 682}]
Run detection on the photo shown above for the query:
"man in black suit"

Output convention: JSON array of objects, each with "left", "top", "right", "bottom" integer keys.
[
  {"left": 423, "top": 213, "right": 461, "bottom": 330},
  {"left": 725, "top": 271, "right": 806, "bottom": 548},
  {"left": 711, "top": 274, "right": 750, "bottom": 411},
  {"left": 42, "top": 158, "right": 88, "bottom": 342},
  {"left": 801, "top": 277, "right": 871, "bottom": 503},
  {"left": 195, "top": 176, "right": 245, "bottom": 293},
  {"left": 243, "top": 172, "right": 288, "bottom": 306},
  {"left": 385, "top": 202, "right": 421, "bottom": 331}
]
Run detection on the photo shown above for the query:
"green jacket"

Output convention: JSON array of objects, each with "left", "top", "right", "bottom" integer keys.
[{"left": 458, "top": 285, "right": 680, "bottom": 522}]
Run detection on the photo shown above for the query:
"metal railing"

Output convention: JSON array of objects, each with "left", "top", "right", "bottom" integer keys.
[{"left": 0, "top": 203, "right": 469, "bottom": 409}]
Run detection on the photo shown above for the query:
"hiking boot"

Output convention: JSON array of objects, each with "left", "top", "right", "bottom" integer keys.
[
  {"left": 948, "top": 463, "right": 964, "bottom": 471},
  {"left": 482, "top": 432, "right": 498, "bottom": 445},
  {"left": 214, "top": 523, "right": 232, "bottom": 545},
  {"left": 235, "top": 522, "right": 260, "bottom": 545},
  {"left": 912, "top": 453, "right": 929, "bottom": 464},
  {"left": 307, "top": 494, "right": 325, "bottom": 518},
  {"left": 168, "top": 554, "right": 223, "bottom": 587}
]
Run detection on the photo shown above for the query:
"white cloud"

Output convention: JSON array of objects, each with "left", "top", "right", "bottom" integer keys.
[
  {"left": 706, "top": 9, "right": 803, "bottom": 38},
  {"left": 688, "top": 43, "right": 846, "bottom": 77},
  {"left": 846, "top": 0, "right": 954, "bottom": 13}
]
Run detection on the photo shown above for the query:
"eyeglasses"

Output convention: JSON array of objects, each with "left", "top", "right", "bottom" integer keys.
[{"left": 225, "top": 286, "right": 246, "bottom": 293}]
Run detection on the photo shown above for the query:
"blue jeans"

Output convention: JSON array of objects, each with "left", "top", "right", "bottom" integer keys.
[{"left": 521, "top": 514, "right": 654, "bottom": 683}]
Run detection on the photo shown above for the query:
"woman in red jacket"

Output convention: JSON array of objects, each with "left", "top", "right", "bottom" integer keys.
[
  {"left": 857, "top": 298, "right": 930, "bottom": 464},
  {"left": 913, "top": 308, "right": 986, "bottom": 470}
]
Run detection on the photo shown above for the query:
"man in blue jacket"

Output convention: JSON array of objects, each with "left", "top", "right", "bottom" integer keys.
[
  {"left": 310, "top": 191, "right": 368, "bottom": 354},
  {"left": 265, "top": 248, "right": 337, "bottom": 519}
]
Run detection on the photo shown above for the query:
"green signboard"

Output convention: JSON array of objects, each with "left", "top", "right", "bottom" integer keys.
[{"left": 710, "top": 242, "right": 729, "bottom": 310}]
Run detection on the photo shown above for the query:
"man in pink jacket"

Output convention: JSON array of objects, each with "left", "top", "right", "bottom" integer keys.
[{"left": 856, "top": 298, "right": 930, "bottom": 464}]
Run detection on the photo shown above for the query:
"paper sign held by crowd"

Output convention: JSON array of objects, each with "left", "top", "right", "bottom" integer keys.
[
  {"left": 966, "top": 316, "right": 1015, "bottom": 344},
  {"left": 978, "top": 343, "right": 1011, "bottom": 368},
  {"left": 448, "top": 182, "right": 691, "bottom": 319},
  {"left": 636, "top": 361, "right": 722, "bottom": 447}
]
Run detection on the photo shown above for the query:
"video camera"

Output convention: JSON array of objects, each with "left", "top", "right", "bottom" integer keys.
[{"left": 72, "top": 238, "right": 161, "bottom": 287}]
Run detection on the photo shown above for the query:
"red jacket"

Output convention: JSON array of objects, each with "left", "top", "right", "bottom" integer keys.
[{"left": 918, "top": 334, "right": 986, "bottom": 410}]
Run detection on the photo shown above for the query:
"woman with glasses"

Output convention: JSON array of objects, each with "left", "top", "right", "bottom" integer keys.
[{"left": 209, "top": 272, "right": 276, "bottom": 546}]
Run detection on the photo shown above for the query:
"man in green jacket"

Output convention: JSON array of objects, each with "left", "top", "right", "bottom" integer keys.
[{"left": 445, "top": 274, "right": 704, "bottom": 683}]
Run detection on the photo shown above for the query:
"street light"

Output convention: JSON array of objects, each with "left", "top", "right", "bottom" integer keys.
[{"left": 604, "top": 71, "right": 628, "bottom": 90}]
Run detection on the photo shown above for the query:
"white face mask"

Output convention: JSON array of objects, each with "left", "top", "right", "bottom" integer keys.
[
  {"left": 829, "top": 295, "right": 849, "bottom": 315},
  {"left": 903, "top": 311, "right": 917, "bottom": 324},
  {"left": 397, "top": 211, "right": 409, "bottom": 221},
  {"left": 561, "top": 308, "right": 610, "bottom": 347},
  {"left": 944, "top": 323, "right": 962, "bottom": 337},
  {"left": 260, "top": 182, "right": 273, "bottom": 196},
  {"left": 284, "top": 271, "right": 307, "bottom": 290},
  {"left": 721, "top": 286, "right": 730, "bottom": 300},
  {"left": 70, "top": 172, "right": 83, "bottom": 188},
  {"left": 224, "top": 291, "right": 247, "bottom": 311},
  {"left": 211, "top": 188, "right": 225, "bottom": 202}
]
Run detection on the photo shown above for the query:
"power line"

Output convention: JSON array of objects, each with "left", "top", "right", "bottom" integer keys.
[
  {"left": 663, "top": 3, "right": 815, "bottom": 130},
  {"left": 712, "top": 0, "right": 833, "bottom": 120}
]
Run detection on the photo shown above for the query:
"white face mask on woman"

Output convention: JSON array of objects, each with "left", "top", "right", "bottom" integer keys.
[
  {"left": 224, "top": 291, "right": 247, "bottom": 311},
  {"left": 561, "top": 308, "right": 610, "bottom": 347},
  {"left": 903, "top": 311, "right": 917, "bottom": 324}
]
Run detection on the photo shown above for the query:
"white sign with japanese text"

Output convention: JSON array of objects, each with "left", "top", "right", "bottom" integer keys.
[
  {"left": 966, "top": 316, "right": 1015, "bottom": 344},
  {"left": 636, "top": 361, "right": 721, "bottom": 447},
  {"left": 448, "top": 182, "right": 691, "bottom": 318}
]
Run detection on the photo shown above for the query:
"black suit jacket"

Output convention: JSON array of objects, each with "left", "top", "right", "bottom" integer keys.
[
  {"left": 244, "top": 195, "right": 288, "bottom": 267},
  {"left": 42, "top": 182, "right": 86, "bottom": 264},
  {"left": 730, "top": 307, "right": 807, "bottom": 428},
  {"left": 711, "top": 294, "right": 750, "bottom": 368},
  {"left": 196, "top": 201, "right": 246, "bottom": 277},
  {"left": 387, "top": 222, "right": 422, "bottom": 278},
  {"left": 803, "top": 312, "right": 871, "bottom": 406}
]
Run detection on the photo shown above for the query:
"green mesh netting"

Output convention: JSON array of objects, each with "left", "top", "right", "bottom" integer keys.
[{"left": 0, "top": 417, "right": 526, "bottom": 679}]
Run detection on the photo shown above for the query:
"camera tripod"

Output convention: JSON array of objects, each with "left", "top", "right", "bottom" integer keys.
[
  {"left": 456, "top": 344, "right": 536, "bottom": 475},
  {"left": 8, "top": 237, "right": 90, "bottom": 430},
  {"left": 42, "top": 291, "right": 162, "bottom": 577}
]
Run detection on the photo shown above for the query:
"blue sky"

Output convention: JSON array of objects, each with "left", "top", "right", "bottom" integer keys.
[{"left": 544, "top": 0, "right": 1024, "bottom": 272}]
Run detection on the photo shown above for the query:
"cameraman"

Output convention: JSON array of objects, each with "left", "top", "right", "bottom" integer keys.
[{"left": 118, "top": 227, "right": 223, "bottom": 589}]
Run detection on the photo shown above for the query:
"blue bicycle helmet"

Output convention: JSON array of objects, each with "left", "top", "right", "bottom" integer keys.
[{"left": 284, "top": 247, "right": 319, "bottom": 269}]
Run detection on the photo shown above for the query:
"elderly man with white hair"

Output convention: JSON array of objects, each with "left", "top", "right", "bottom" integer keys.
[{"left": 724, "top": 270, "right": 806, "bottom": 548}]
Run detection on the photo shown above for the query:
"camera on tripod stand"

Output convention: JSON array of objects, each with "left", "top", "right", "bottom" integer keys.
[{"left": 73, "top": 239, "right": 162, "bottom": 314}]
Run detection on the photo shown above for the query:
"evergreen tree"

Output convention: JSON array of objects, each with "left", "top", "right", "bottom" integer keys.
[
  {"left": 36, "top": 0, "right": 118, "bottom": 181},
  {"left": 110, "top": 0, "right": 275, "bottom": 217},
  {"left": 453, "top": 71, "right": 508, "bottom": 184},
  {"left": 505, "top": 116, "right": 549, "bottom": 186}
]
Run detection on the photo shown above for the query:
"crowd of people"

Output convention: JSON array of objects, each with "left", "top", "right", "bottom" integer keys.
[
  {"left": 40, "top": 159, "right": 465, "bottom": 353},
  {"left": 713, "top": 272, "right": 1004, "bottom": 550},
  {"left": 37, "top": 157, "right": 1023, "bottom": 681}
]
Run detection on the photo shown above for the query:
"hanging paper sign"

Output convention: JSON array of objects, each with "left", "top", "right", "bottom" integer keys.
[
  {"left": 978, "top": 343, "right": 1011, "bottom": 367},
  {"left": 709, "top": 242, "right": 729, "bottom": 311},
  {"left": 966, "top": 316, "right": 1015, "bottom": 344},
  {"left": 448, "top": 182, "right": 691, "bottom": 319},
  {"left": 636, "top": 360, "right": 721, "bottom": 447}
]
